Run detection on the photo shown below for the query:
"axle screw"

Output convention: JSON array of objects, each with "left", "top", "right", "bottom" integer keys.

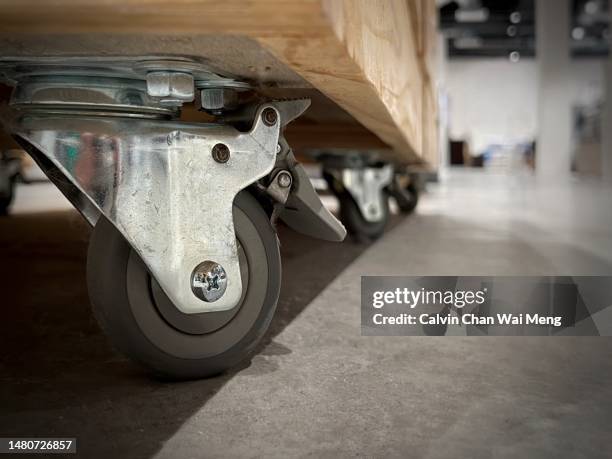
[
  {"left": 211, "top": 143, "right": 230, "bottom": 163},
  {"left": 277, "top": 171, "right": 292, "bottom": 188},
  {"left": 191, "top": 261, "right": 228, "bottom": 302},
  {"left": 262, "top": 107, "right": 278, "bottom": 126}
]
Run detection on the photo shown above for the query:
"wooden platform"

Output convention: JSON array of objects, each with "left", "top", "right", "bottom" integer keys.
[{"left": 0, "top": 0, "right": 438, "bottom": 166}]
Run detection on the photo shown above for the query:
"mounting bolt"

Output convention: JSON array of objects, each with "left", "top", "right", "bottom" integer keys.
[
  {"left": 277, "top": 171, "right": 292, "bottom": 188},
  {"left": 211, "top": 143, "right": 230, "bottom": 163},
  {"left": 191, "top": 261, "right": 228, "bottom": 302},
  {"left": 200, "top": 87, "right": 239, "bottom": 114},
  {"left": 262, "top": 107, "right": 278, "bottom": 126}
]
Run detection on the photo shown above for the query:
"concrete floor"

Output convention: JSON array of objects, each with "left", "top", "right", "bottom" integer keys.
[{"left": 1, "top": 170, "right": 612, "bottom": 458}]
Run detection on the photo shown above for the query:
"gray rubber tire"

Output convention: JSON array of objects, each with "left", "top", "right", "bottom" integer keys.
[{"left": 87, "top": 191, "right": 281, "bottom": 380}]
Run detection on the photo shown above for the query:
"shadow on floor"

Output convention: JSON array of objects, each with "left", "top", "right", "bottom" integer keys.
[{"left": 0, "top": 209, "right": 401, "bottom": 458}]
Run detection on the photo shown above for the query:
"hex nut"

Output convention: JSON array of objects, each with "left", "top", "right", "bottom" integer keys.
[
  {"left": 201, "top": 88, "right": 239, "bottom": 112},
  {"left": 262, "top": 107, "right": 278, "bottom": 126}
]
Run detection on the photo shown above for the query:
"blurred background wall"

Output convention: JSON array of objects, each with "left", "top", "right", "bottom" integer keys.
[{"left": 437, "top": 0, "right": 610, "bottom": 178}]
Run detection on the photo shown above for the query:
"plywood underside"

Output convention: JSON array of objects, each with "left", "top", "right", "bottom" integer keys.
[{"left": 0, "top": 0, "right": 437, "bottom": 166}]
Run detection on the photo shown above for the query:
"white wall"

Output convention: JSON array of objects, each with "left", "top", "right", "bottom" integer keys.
[
  {"left": 569, "top": 60, "right": 605, "bottom": 108},
  {"left": 445, "top": 58, "right": 604, "bottom": 155}
]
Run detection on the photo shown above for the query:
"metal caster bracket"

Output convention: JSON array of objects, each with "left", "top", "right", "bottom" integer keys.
[
  {"left": 319, "top": 152, "right": 393, "bottom": 223},
  {"left": 341, "top": 166, "right": 393, "bottom": 222},
  {"left": 15, "top": 105, "right": 280, "bottom": 314},
  {"left": 0, "top": 56, "right": 342, "bottom": 314}
]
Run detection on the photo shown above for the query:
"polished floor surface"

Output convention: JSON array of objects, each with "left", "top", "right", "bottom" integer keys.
[{"left": 1, "top": 170, "right": 612, "bottom": 458}]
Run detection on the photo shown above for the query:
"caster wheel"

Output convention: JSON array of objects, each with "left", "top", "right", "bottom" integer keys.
[
  {"left": 337, "top": 192, "right": 389, "bottom": 243},
  {"left": 323, "top": 170, "right": 389, "bottom": 242},
  {"left": 389, "top": 180, "right": 419, "bottom": 215},
  {"left": 394, "top": 182, "right": 419, "bottom": 215},
  {"left": 87, "top": 191, "right": 281, "bottom": 380}
]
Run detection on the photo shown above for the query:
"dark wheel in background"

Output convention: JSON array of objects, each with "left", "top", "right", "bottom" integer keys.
[
  {"left": 390, "top": 181, "right": 419, "bottom": 215},
  {"left": 86, "top": 191, "right": 281, "bottom": 380},
  {"left": 0, "top": 171, "right": 15, "bottom": 216}
]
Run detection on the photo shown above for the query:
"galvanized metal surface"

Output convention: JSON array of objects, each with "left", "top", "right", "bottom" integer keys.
[
  {"left": 13, "top": 106, "right": 280, "bottom": 313},
  {"left": 0, "top": 55, "right": 247, "bottom": 113}
]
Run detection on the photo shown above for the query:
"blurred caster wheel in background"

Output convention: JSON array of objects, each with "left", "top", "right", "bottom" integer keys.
[
  {"left": 324, "top": 169, "right": 390, "bottom": 243},
  {"left": 337, "top": 191, "right": 390, "bottom": 243},
  {"left": 389, "top": 181, "right": 419, "bottom": 215}
]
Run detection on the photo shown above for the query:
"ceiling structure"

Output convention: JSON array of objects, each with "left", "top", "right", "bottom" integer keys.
[
  {"left": 439, "top": 0, "right": 609, "bottom": 58},
  {"left": 572, "top": 0, "right": 610, "bottom": 56}
]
